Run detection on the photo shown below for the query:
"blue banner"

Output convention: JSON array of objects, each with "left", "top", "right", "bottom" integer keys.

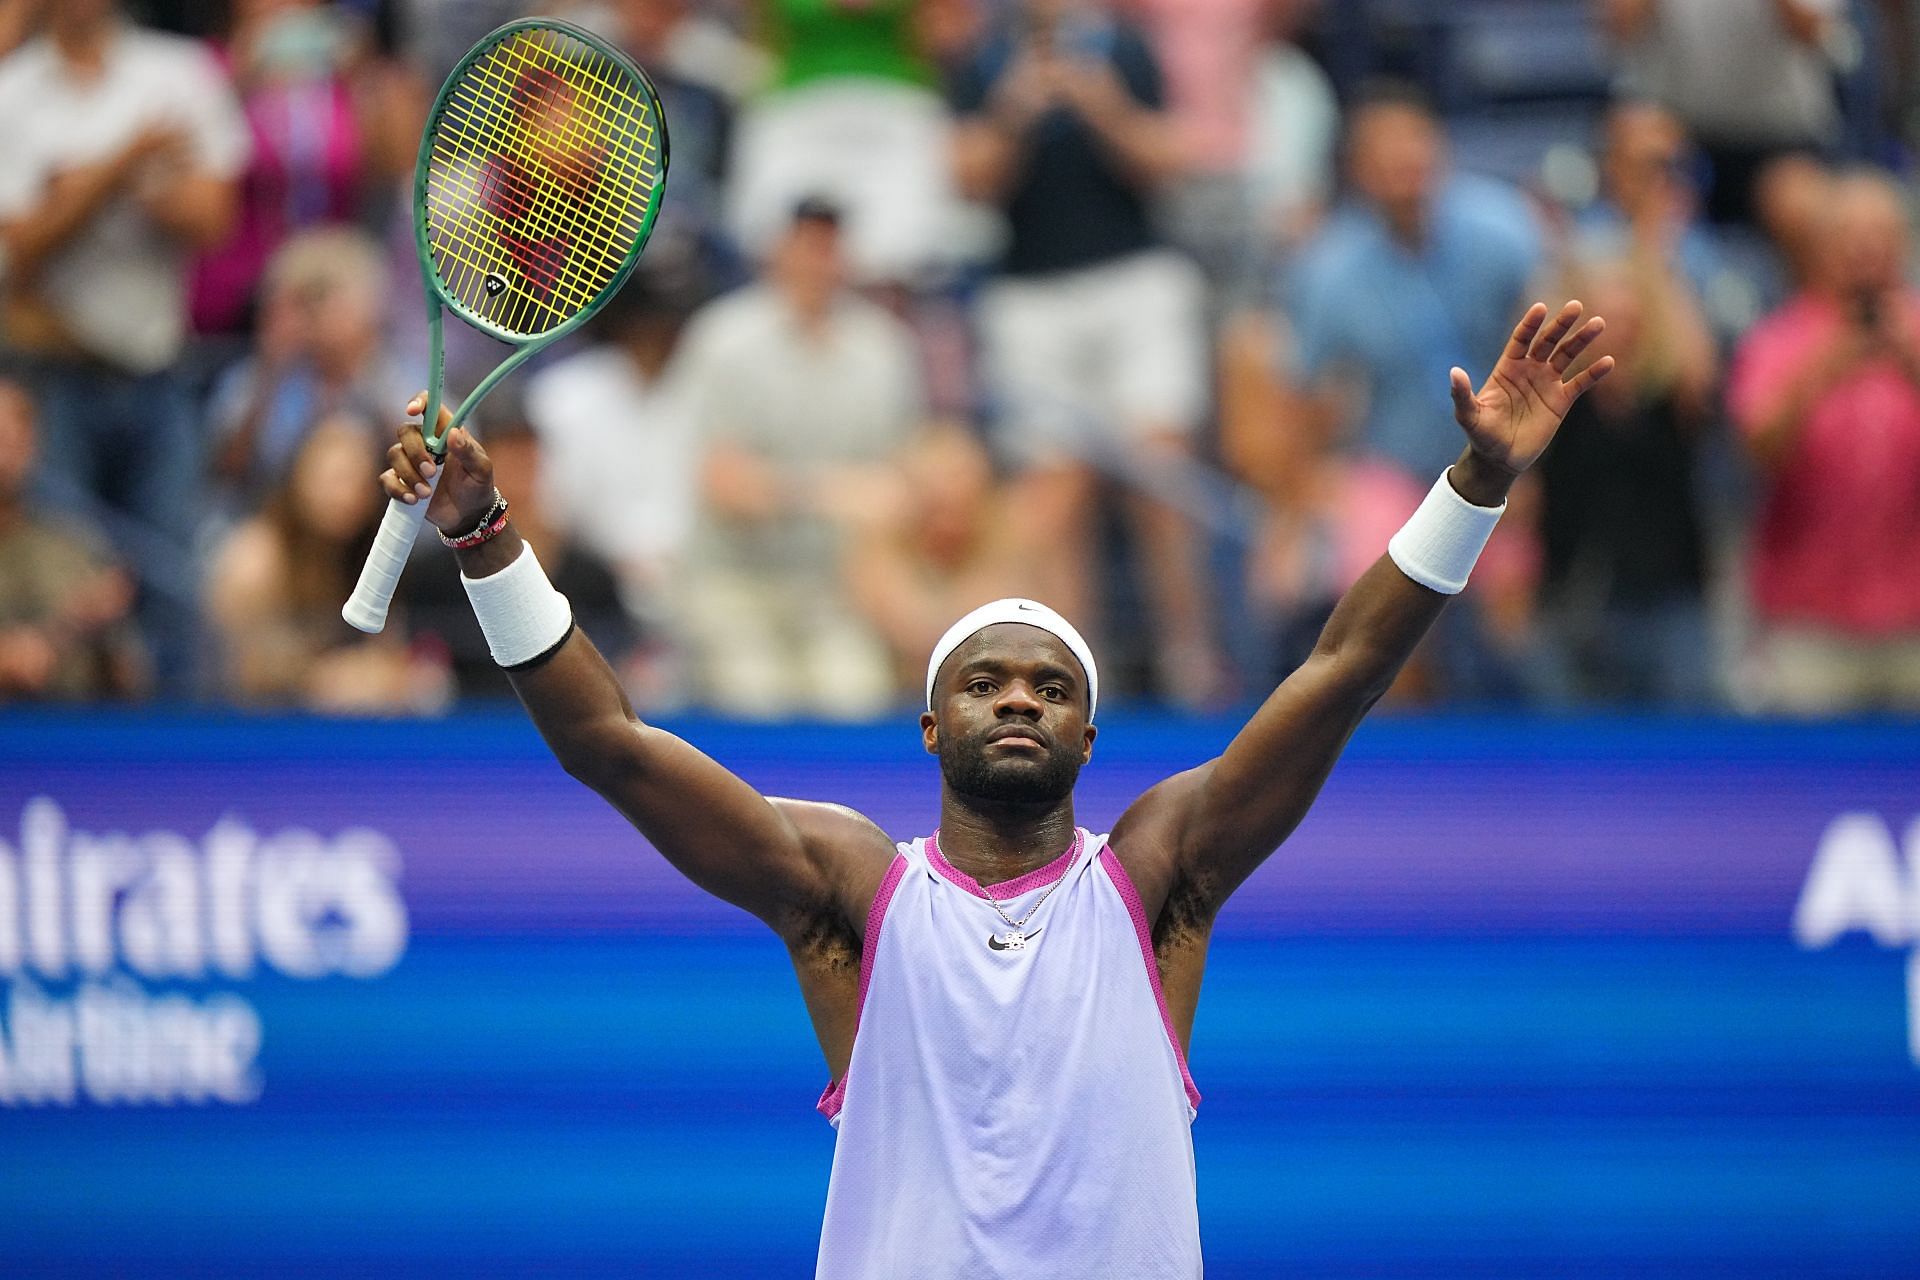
[{"left": 2, "top": 712, "right": 1917, "bottom": 1276}]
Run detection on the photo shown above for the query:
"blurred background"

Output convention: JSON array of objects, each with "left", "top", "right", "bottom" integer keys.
[
  {"left": 0, "top": 0, "right": 1916, "bottom": 717},
  {"left": 2, "top": 0, "right": 1919, "bottom": 1275}
]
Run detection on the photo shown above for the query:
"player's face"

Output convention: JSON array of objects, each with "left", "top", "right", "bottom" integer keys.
[{"left": 923, "top": 625, "right": 1095, "bottom": 807}]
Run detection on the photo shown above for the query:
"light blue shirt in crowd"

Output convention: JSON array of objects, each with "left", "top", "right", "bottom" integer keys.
[{"left": 1290, "top": 176, "right": 1541, "bottom": 477}]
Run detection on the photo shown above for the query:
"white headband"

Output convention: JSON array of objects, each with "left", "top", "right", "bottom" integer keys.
[{"left": 925, "top": 598, "right": 1099, "bottom": 719}]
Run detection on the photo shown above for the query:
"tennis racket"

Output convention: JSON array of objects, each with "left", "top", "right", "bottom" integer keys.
[{"left": 343, "top": 17, "right": 669, "bottom": 633}]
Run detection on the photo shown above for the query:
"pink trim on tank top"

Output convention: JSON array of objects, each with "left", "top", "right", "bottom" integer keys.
[
  {"left": 925, "top": 827, "right": 1085, "bottom": 900},
  {"left": 817, "top": 851, "right": 910, "bottom": 1122},
  {"left": 1098, "top": 845, "right": 1202, "bottom": 1111}
]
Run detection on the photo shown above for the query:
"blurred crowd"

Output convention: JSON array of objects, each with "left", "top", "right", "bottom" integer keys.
[{"left": 2, "top": 0, "right": 1919, "bottom": 716}]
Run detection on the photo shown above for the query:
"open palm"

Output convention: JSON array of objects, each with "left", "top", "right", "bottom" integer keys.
[{"left": 1451, "top": 301, "right": 1614, "bottom": 476}]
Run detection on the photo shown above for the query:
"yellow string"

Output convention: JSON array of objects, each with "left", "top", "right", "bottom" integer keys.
[
  {"left": 488, "top": 32, "right": 656, "bottom": 331},
  {"left": 434, "top": 29, "right": 645, "bottom": 327},
  {"left": 433, "top": 31, "right": 646, "bottom": 329},
  {"left": 422, "top": 26, "right": 663, "bottom": 337}
]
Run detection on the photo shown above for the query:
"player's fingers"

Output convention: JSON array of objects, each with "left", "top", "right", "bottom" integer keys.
[
  {"left": 396, "top": 420, "right": 439, "bottom": 482},
  {"left": 386, "top": 441, "right": 431, "bottom": 503},
  {"left": 445, "top": 426, "right": 492, "bottom": 478},
  {"left": 406, "top": 391, "right": 455, "bottom": 436},
  {"left": 1448, "top": 366, "right": 1477, "bottom": 425},
  {"left": 1563, "top": 354, "right": 1616, "bottom": 400},
  {"left": 1528, "top": 301, "right": 1583, "bottom": 362},
  {"left": 378, "top": 467, "right": 413, "bottom": 502},
  {"left": 1503, "top": 303, "right": 1548, "bottom": 361},
  {"left": 1551, "top": 316, "right": 1607, "bottom": 373}
]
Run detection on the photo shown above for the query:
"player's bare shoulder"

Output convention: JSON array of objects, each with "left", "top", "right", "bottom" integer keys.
[
  {"left": 1109, "top": 764, "right": 1221, "bottom": 935},
  {"left": 769, "top": 798, "right": 901, "bottom": 934}
]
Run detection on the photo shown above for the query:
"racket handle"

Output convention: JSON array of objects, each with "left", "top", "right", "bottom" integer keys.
[{"left": 342, "top": 478, "right": 438, "bottom": 633}]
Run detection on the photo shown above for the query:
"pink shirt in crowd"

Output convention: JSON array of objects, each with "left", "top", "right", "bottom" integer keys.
[
  {"left": 1728, "top": 292, "right": 1920, "bottom": 635},
  {"left": 189, "top": 44, "right": 363, "bottom": 334},
  {"left": 1128, "top": 0, "right": 1262, "bottom": 173}
]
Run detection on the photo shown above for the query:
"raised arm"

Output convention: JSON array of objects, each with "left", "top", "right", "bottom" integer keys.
[
  {"left": 380, "top": 399, "right": 896, "bottom": 938},
  {"left": 1114, "top": 302, "right": 1614, "bottom": 910}
]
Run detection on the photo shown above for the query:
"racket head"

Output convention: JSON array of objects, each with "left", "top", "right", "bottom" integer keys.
[{"left": 414, "top": 18, "right": 669, "bottom": 349}]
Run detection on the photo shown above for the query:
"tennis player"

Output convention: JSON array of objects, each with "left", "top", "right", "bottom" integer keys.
[{"left": 380, "top": 300, "right": 1612, "bottom": 1276}]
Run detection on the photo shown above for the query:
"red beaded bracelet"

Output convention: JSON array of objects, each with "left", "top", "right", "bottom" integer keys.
[{"left": 439, "top": 488, "right": 510, "bottom": 549}]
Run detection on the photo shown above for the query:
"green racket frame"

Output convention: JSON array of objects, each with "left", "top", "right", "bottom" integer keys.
[{"left": 343, "top": 17, "right": 669, "bottom": 633}]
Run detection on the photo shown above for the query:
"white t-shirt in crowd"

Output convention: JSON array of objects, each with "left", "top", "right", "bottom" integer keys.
[
  {"left": 0, "top": 25, "right": 249, "bottom": 372},
  {"left": 523, "top": 345, "right": 700, "bottom": 583},
  {"left": 1616, "top": 0, "right": 1842, "bottom": 147},
  {"left": 671, "top": 283, "right": 923, "bottom": 580}
]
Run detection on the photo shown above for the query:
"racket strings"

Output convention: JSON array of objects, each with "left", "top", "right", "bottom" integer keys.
[
  {"left": 433, "top": 38, "right": 647, "bottom": 327},
  {"left": 484, "top": 35, "right": 656, "bottom": 324},
  {"left": 431, "top": 42, "right": 646, "bottom": 330},
  {"left": 424, "top": 25, "right": 663, "bottom": 337}
]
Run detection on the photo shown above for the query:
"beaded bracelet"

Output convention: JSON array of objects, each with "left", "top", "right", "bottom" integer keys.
[{"left": 439, "top": 488, "right": 510, "bottom": 549}]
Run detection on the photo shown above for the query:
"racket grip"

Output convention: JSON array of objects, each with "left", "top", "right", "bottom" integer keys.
[{"left": 342, "top": 479, "right": 438, "bottom": 633}]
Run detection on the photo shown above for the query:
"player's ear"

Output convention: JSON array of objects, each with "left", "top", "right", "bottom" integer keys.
[
  {"left": 1080, "top": 723, "right": 1096, "bottom": 764},
  {"left": 920, "top": 709, "right": 939, "bottom": 756}
]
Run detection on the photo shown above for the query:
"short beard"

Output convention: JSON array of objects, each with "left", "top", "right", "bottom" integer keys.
[{"left": 939, "top": 732, "right": 1083, "bottom": 807}]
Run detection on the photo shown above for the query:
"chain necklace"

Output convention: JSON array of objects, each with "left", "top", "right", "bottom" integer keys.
[{"left": 979, "top": 832, "right": 1081, "bottom": 952}]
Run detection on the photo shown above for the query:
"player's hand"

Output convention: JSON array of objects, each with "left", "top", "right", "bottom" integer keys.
[
  {"left": 1450, "top": 300, "right": 1613, "bottom": 479},
  {"left": 380, "top": 392, "right": 496, "bottom": 534}
]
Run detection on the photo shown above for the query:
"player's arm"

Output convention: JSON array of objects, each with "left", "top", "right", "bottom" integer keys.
[
  {"left": 381, "top": 400, "right": 893, "bottom": 936},
  {"left": 1113, "top": 302, "right": 1614, "bottom": 910}
]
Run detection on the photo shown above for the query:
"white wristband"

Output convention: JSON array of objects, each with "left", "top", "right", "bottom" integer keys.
[
  {"left": 1386, "top": 468, "right": 1505, "bottom": 595},
  {"left": 461, "top": 542, "right": 575, "bottom": 667}
]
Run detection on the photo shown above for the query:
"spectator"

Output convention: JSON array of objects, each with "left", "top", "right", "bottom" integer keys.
[
  {"left": 1575, "top": 101, "right": 1726, "bottom": 316},
  {"left": 845, "top": 421, "right": 1036, "bottom": 692},
  {"left": 403, "top": 419, "right": 640, "bottom": 702},
  {"left": 603, "top": 0, "right": 770, "bottom": 105},
  {"left": 206, "top": 226, "right": 411, "bottom": 517},
  {"left": 0, "top": 0, "right": 249, "bottom": 696},
  {"left": 1242, "top": 0, "right": 1338, "bottom": 256},
  {"left": 523, "top": 270, "right": 702, "bottom": 623},
  {"left": 726, "top": 0, "right": 958, "bottom": 281},
  {"left": 1129, "top": 0, "right": 1337, "bottom": 285},
  {"left": 671, "top": 199, "right": 919, "bottom": 717},
  {"left": 207, "top": 410, "right": 448, "bottom": 712},
  {"left": 1287, "top": 83, "right": 1541, "bottom": 482},
  {"left": 600, "top": 0, "right": 744, "bottom": 290},
  {"left": 1600, "top": 0, "right": 1844, "bottom": 225},
  {"left": 189, "top": 0, "right": 384, "bottom": 336},
  {"left": 395, "top": 0, "right": 526, "bottom": 86},
  {"left": 951, "top": 0, "right": 1220, "bottom": 704},
  {"left": 0, "top": 379, "right": 144, "bottom": 701},
  {"left": 1728, "top": 171, "right": 1920, "bottom": 712},
  {"left": 1753, "top": 152, "right": 1834, "bottom": 299},
  {"left": 1536, "top": 257, "right": 1720, "bottom": 706}
]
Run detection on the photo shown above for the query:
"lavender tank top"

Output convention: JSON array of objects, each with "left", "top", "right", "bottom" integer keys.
[{"left": 815, "top": 829, "right": 1203, "bottom": 1278}]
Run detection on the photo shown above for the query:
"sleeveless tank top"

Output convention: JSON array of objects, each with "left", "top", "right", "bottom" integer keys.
[{"left": 815, "top": 829, "right": 1203, "bottom": 1278}]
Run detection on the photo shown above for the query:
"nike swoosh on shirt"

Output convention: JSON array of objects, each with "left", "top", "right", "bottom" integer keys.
[{"left": 986, "top": 928, "right": 1042, "bottom": 951}]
